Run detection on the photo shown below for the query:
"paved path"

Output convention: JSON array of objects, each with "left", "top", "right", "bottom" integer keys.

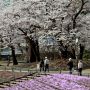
[
  {"left": 37, "top": 69, "right": 90, "bottom": 77},
  {"left": 0, "top": 68, "right": 90, "bottom": 73}
]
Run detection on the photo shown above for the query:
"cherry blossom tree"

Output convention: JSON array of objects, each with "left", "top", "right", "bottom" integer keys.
[{"left": 0, "top": 0, "right": 90, "bottom": 61}]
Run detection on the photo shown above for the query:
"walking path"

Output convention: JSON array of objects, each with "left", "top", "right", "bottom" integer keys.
[
  {"left": 0, "top": 68, "right": 90, "bottom": 75},
  {"left": 38, "top": 69, "right": 90, "bottom": 77}
]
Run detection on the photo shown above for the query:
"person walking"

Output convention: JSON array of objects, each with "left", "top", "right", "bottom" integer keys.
[
  {"left": 40, "top": 59, "right": 44, "bottom": 72},
  {"left": 67, "top": 58, "right": 73, "bottom": 74},
  {"left": 78, "top": 60, "right": 83, "bottom": 76},
  {"left": 44, "top": 57, "right": 49, "bottom": 72}
]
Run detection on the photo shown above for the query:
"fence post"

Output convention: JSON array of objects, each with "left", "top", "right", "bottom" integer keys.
[
  {"left": 59, "top": 67, "right": 62, "bottom": 74},
  {"left": 88, "top": 73, "right": 89, "bottom": 77},
  {"left": 12, "top": 67, "right": 14, "bottom": 72},
  {"left": 8, "top": 81, "right": 10, "bottom": 87},
  {"left": 28, "top": 69, "right": 29, "bottom": 73},
  {"left": 5, "top": 66, "right": 6, "bottom": 71},
  {"left": 20, "top": 68, "right": 21, "bottom": 72}
]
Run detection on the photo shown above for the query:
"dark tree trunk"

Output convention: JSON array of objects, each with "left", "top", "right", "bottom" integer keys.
[
  {"left": 30, "top": 39, "right": 40, "bottom": 62},
  {"left": 71, "top": 47, "right": 76, "bottom": 59},
  {"left": 11, "top": 46, "right": 18, "bottom": 65},
  {"left": 79, "top": 44, "right": 84, "bottom": 59},
  {"left": 18, "top": 28, "right": 40, "bottom": 63},
  {"left": 30, "top": 46, "right": 36, "bottom": 62},
  {"left": 26, "top": 43, "right": 31, "bottom": 63},
  {"left": 26, "top": 46, "right": 29, "bottom": 63},
  {"left": 72, "top": 0, "right": 85, "bottom": 29},
  {"left": 26, "top": 38, "right": 40, "bottom": 63},
  {"left": 35, "top": 39, "right": 40, "bottom": 61}
]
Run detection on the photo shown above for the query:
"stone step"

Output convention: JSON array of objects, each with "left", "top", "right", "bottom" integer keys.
[
  {"left": 20, "top": 78, "right": 28, "bottom": 80},
  {"left": 0, "top": 85, "right": 8, "bottom": 88},
  {"left": 28, "top": 75, "right": 34, "bottom": 77},
  {"left": 15, "top": 79, "right": 26, "bottom": 82},
  {"left": 10, "top": 81, "right": 19, "bottom": 84},
  {"left": 10, "top": 83, "right": 16, "bottom": 86}
]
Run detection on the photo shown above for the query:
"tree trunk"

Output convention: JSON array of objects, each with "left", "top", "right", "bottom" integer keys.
[
  {"left": 18, "top": 28, "right": 40, "bottom": 63},
  {"left": 72, "top": 0, "right": 85, "bottom": 29},
  {"left": 11, "top": 46, "right": 18, "bottom": 65},
  {"left": 35, "top": 40, "right": 40, "bottom": 61},
  {"left": 30, "top": 39, "right": 40, "bottom": 62},
  {"left": 71, "top": 47, "right": 76, "bottom": 59},
  {"left": 26, "top": 38, "right": 37, "bottom": 63},
  {"left": 79, "top": 44, "right": 84, "bottom": 59}
]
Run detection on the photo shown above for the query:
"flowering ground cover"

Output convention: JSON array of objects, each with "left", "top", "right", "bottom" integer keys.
[{"left": 1, "top": 74, "right": 90, "bottom": 90}]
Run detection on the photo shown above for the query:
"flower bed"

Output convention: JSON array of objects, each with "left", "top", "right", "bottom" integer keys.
[{"left": 1, "top": 74, "right": 90, "bottom": 90}]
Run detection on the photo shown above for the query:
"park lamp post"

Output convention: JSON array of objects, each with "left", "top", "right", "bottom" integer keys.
[{"left": 75, "top": 38, "right": 79, "bottom": 69}]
